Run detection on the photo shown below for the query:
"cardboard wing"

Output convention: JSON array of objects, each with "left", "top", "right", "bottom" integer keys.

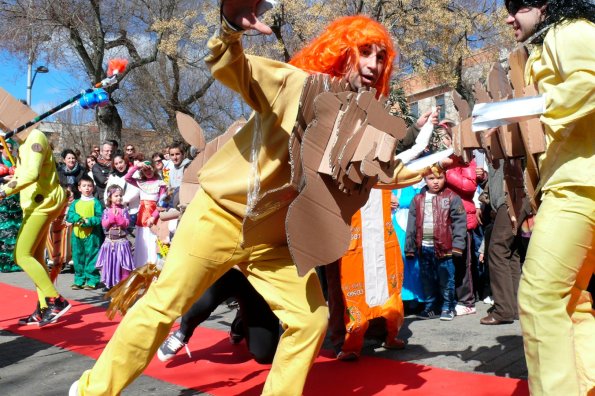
[
  {"left": 0, "top": 87, "right": 39, "bottom": 140},
  {"left": 177, "top": 113, "right": 244, "bottom": 208},
  {"left": 286, "top": 91, "right": 366, "bottom": 276}
]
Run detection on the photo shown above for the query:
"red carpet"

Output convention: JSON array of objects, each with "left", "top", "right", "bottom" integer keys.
[{"left": 1, "top": 283, "right": 529, "bottom": 395}]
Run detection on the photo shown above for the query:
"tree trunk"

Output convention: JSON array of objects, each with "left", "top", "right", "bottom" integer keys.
[{"left": 96, "top": 104, "right": 122, "bottom": 143}]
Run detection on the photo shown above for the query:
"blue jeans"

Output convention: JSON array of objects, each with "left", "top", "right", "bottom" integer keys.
[{"left": 419, "top": 245, "right": 456, "bottom": 312}]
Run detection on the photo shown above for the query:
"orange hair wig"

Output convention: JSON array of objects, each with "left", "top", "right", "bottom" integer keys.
[{"left": 289, "top": 15, "right": 396, "bottom": 97}]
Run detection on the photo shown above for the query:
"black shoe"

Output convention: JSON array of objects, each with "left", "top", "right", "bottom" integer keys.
[
  {"left": 416, "top": 310, "right": 439, "bottom": 320},
  {"left": 18, "top": 303, "right": 46, "bottom": 326},
  {"left": 38, "top": 296, "right": 71, "bottom": 327}
]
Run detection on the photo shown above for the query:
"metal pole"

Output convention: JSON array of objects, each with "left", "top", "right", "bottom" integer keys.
[{"left": 26, "top": 55, "right": 33, "bottom": 105}]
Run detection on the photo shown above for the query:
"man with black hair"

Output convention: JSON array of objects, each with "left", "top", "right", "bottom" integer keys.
[{"left": 504, "top": 1, "right": 594, "bottom": 395}]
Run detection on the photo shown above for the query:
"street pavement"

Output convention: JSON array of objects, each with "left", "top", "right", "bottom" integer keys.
[{"left": 0, "top": 271, "right": 527, "bottom": 396}]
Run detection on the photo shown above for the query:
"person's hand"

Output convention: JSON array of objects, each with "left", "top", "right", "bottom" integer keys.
[
  {"left": 415, "top": 107, "right": 440, "bottom": 128},
  {"left": 133, "top": 160, "right": 143, "bottom": 168},
  {"left": 475, "top": 168, "right": 486, "bottom": 181},
  {"left": 476, "top": 208, "right": 483, "bottom": 226},
  {"left": 146, "top": 217, "right": 155, "bottom": 227},
  {"left": 222, "top": 0, "right": 273, "bottom": 34},
  {"left": 479, "top": 253, "right": 484, "bottom": 263}
]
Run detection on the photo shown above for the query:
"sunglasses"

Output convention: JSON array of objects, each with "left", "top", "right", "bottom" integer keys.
[{"left": 506, "top": 1, "right": 533, "bottom": 16}]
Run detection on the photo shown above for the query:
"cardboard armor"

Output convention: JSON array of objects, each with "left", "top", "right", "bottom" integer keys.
[
  {"left": 176, "top": 74, "right": 409, "bottom": 276},
  {"left": 451, "top": 45, "right": 546, "bottom": 224}
]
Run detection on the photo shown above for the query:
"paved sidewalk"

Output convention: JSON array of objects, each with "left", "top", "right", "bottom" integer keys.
[{"left": 0, "top": 271, "right": 527, "bottom": 395}]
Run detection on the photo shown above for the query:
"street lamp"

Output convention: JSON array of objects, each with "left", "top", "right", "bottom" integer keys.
[{"left": 26, "top": 65, "right": 49, "bottom": 106}]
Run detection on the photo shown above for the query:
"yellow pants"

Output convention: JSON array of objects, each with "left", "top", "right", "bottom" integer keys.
[
  {"left": 518, "top": 187, "right": 595, "bottom": 396},
  {"left": 15, "top": 212, "right": 62, "bottom": 308},
  {"left": 78, "top": 189, "right": 328, "bottom": 396}
]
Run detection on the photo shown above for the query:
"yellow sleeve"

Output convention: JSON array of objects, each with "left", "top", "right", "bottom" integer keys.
[
  {"left": 205, "top": 20, "right": 299, "bottom": 114},
  {"left": 2, "top": 130, "right": 46, "bottom": 196},
  {"left": 539, "top": 20, "right": 595, "bottom": 132},
  {"left": 375, "top": 160, "right": 424, "bottom": 190}
]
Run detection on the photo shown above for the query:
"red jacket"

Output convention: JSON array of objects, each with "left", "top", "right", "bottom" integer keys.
[
  {"left": 405, "top": 187, "right": 467, "bottom": 259},
  {"left": 446, "top": 158, "right": 478, "bottom": 230}
]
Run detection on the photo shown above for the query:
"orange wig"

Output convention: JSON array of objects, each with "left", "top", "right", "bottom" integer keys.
[{"left": 289, "top": 15, "right": 396, "bottom": 97}]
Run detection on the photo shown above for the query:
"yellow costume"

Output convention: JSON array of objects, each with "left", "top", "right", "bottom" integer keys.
[
  {"left": 0, "top": 128, "right": 66, "bottom": 308},
  {"left": 76, "top": 19, "right": 426, "bottom": 396},
  {"left": 518, "top": 19, "right": 595, "bottom": 396}
]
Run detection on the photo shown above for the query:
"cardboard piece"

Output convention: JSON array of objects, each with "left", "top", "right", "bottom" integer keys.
[
  {"left": 486, "top": 63, "right": 526, "bottom": 158},
  {"left": 473, "top": 81, "right": 505, "bottom": 161},
  {"left": 0, "top": 87, "right": 39, "bottom": 140},
  {"left": 453, "top": 45, "right": 547, "bottom": 219},
  {"left": 177, "top": 112, "right": 244, "bottom": 208},
  {"left": 508, "top": 46, "right": 546, "bottom": 211},
  {"left": 177, "top": 111, "right": 206, "bottom": 150},
  {"left": 286, "top": 88, "right": 407, "bottom": 276}
]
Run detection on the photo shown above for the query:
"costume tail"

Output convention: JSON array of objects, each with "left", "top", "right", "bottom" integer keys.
[{"left": 104, "top": 263, "right": 160, "bottom": 320}]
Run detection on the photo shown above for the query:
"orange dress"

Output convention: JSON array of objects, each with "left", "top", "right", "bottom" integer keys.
[{"left": 339, "top": 189, "right": 404, "bottom": 355}]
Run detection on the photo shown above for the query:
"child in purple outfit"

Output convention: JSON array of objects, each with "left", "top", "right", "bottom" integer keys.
[{"left": 95, "top": 185, "right": 134, "bottom": 291}]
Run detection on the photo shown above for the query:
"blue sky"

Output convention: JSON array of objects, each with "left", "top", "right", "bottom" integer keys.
[{"left": 0, "top": 49, "right": 88, "bottom": 116}]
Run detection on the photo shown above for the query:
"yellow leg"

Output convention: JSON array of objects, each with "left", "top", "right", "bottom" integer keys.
[
  {"left": 15, "top": 213, "right": 59, "bottom": 308},
  {"left": 518, "top": 187, "right": 595, "bottom": 396},
  {"left": 243, "top": 250, "right": 328, "bottom": 396},
  {"left": 78, "top": 189, "right": 328, "bottom": 396}
]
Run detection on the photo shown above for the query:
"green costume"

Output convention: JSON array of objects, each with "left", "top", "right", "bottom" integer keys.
[
  {"left": 0, "top": 192, "right": 22, "bottom": 272},
  {"left": 0, "top": 139, "right": 22, "bottom": 272},
  {"left": 66, "top": 196, "right": 103, "bottom": 288},
  {"left": 0, "top": 128, "right": 66, "bottom": 307}
]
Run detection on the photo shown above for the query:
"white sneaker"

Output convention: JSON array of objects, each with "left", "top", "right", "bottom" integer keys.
[
  {"left": 483, "top": 296, "right": 494, "bottom": 305},
  {"left": 69, "top": 381, "right": 79, "bottom": 396},
  {"left": 455, "top": 305, "right": 477, "bottom": 316}
]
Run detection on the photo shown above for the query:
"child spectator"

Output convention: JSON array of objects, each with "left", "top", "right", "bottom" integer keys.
[
  {"left": 406, "top": 171, "right": 467, "bottom": 321},
  {"left": 96, "top": 185, "right": 134, "bottom": 291},
  {"left": 104, "top": 153, "right": 140, "bottom": 231},
  {"left": 125, "top": 160, "right": 167, "bottom": 268},
  {"left": 432, "top": 123, "right": 481, "bottom": 316},
  {"left": 65, "top": 175, "right": 104, "bottom": 290},
  {"left": 46, "top": 184, "right": 76, "bottom": 276}
]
